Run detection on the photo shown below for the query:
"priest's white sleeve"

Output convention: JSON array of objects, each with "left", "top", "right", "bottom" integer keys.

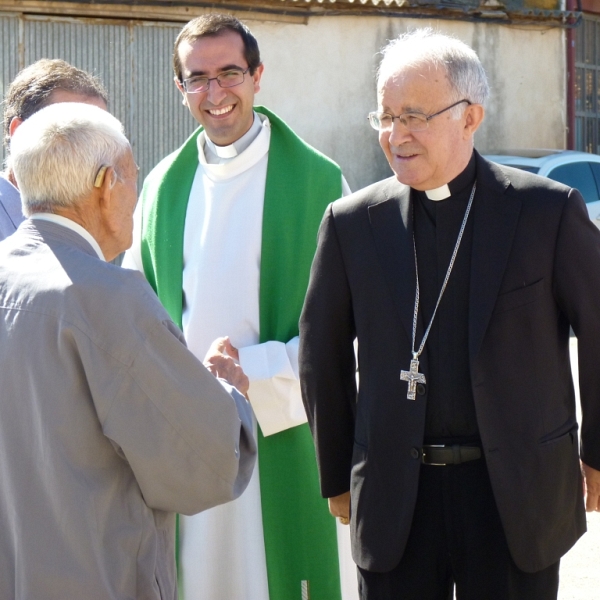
[
  {"left": 238, "top": 336, "right": 305, "bottom": 436},
  {"left": 238, "top": 174, "right": 352, "bottom": 439}
]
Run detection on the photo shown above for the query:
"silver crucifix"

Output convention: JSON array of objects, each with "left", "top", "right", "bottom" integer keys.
[{"left": 400, "top": 358, "right": 426, "bottom": 400}]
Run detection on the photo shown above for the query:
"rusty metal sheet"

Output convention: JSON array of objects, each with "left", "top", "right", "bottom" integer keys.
[
  {"left": 1, "top": 13, "right": 21, "bottom": 166},
  {"left": 2, "top": 13, "right": 197, "bottom": 184}
]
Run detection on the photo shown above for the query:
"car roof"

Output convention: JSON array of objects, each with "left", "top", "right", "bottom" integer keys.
[{"left": 484, "top": 149, "right": 600, "bottom": 175}]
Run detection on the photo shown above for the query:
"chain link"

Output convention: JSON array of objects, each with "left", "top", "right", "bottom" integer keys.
[{"left": 411, "top": 182, "right": 477, "bottom": 360}]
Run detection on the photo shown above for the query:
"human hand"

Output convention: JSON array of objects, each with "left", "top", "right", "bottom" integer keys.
[
  {"left": 328, "top": 491, "right": 351, "bottom": 525},
  {"left": 203, "top": 337, "right": 248, "bottom": 396},
  {"left": 582, "top": 462, "right": 600, "bottom": 512}
]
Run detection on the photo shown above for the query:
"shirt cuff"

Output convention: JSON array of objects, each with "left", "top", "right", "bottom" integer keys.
[{"left": 238, "top": 338, "right": 307, "bottom": 436}]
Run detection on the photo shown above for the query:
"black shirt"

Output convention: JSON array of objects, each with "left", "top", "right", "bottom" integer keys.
[{"left": 412, "top": 153, "right": 480, "bottom": 443}]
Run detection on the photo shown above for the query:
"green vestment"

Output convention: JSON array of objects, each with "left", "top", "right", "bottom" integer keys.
[{"left": 139, "top": 106, "right": 344, "bottom": 600}]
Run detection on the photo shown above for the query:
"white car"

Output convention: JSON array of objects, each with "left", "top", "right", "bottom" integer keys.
[{"left": 485, "top": 150, "right": 600, "bottom": 229}]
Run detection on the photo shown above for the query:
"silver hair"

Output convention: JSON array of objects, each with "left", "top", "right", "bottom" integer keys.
[
  {"left": 377, "top": 28, "right": 490, "bottom": 113},
  {"left": 9, "top": 102, "right": 130, "bottom": 216}
]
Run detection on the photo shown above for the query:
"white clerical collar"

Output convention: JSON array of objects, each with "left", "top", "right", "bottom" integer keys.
[
  {"left": 421, "top": 152, "right": 477, "bottom": 201},
  {"left": 203, "top": 112, "right": 263, "bottom": 164},
  {"left": 424, "top": 184, "right": 451, "bottom": 201},
  {"left": 30, "top": 213, "right": 106, "bottom": 261}
]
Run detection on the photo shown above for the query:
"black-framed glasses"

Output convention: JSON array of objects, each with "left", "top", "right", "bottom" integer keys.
[
  {"left": 181, "top": 68, "right": 250, "bottom": 94},
  {"left": 368, "top": 99, "right": 472, "bottom": 132}
]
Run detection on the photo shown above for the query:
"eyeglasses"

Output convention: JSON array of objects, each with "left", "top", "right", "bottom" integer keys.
[
  {"left": 181, "top": 68, "right": 250, "bottom": 94},
  {"left": 368, "top": 99, "right": 472, "bottom": 132}
]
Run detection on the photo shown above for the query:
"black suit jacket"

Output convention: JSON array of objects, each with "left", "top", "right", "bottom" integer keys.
[{"left": 299, "top": 153, "right": 600, "bottom": 573}]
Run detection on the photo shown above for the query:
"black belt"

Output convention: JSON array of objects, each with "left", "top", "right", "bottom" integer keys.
[{"left": 421, "top": 444, "right": 482, "bottom": 466}]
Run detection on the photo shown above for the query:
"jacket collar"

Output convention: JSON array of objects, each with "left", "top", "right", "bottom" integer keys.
[{"left": 367, "top": 152, "right": 521, "bottom": 364}]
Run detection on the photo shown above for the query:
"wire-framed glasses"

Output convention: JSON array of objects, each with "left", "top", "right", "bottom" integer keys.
[
  {"left": 368, "top": 99, "right": 472, "bottom": 132},
  {"left": 181, "top": 68, "right": 250, "bottom": 94}
]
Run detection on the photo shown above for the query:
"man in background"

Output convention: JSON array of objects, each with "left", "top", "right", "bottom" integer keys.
[
  {"left": 0, "top": 102, "right": 256, "bottom": 599},
  {"left": 124, "top": 12, "right": 355, "bottom": 600},
  {"left": 0, "top": 58, "right": 107, "bottom": 240}
]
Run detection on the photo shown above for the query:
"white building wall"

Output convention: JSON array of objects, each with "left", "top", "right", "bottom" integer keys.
[{"left": 253, "top": 17, "right": 566, "bottom": 190}]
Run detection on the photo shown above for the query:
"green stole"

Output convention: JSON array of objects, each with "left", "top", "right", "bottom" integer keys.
[{"left": 140, "top": 106, "right": 343, "bottom": 600}]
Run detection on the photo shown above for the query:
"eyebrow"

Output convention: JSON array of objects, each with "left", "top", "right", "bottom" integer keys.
[
  {"left": 381, "top": 105, "right": 426, "bottom": 115},
  {"left": 185, "top": 64, "right": 246, "bottom": 78}
]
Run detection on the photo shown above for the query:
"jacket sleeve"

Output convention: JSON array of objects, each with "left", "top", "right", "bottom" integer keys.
[
  {"left": 98, "top": 317, "right": 257, "bottom": 515},
  {"left": 553, "top": 188, "right": 600, "bottom": 471},
  {"left": 299, "top": 204, "right": 357, "bottom": 498}
]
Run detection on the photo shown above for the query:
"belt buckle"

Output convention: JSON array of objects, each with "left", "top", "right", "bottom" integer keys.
[{"left": 422, "top": 444, "right": 447, "bottom": 466}]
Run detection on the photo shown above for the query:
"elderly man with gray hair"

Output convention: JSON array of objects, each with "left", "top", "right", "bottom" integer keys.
[
  {"left": 300, "top": 28, "right": 600, "bottom": 600},
  {"left": 0, "top": 102, "right": 256, "bottom": 599}
]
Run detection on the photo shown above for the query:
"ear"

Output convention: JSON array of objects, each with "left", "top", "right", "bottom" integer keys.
[
  {"left": 463, "top": 104, "right": 485, "bottom": 139},
  {"left": 174, "top": 77, "right": 189, "bottom": 108},
  {"left": 9, "top": 117, "right": 24, "bottom": 137},
  {"left": 252, "top": 63, "right": 264, "bottom": 94}
]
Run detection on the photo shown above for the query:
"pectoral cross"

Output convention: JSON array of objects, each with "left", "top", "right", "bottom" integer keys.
[{"left": 400, "top": 358, "right": 426, "bottom": 400}]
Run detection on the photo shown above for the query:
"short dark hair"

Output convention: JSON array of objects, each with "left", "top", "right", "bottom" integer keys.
[
  {"left": 3, "top": 59, "right": 108, "bottom": 149},
  {"left": 173, "top": 14, "right": 261, "bottom": 82}
]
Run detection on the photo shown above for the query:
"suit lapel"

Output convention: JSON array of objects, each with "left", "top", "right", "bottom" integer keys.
[
  {"left": 366, "top": 158, "right": 521, "bottom": 362},
  {"left": 368, "top": 178, "right": 415, "bottom": 343},
  {"left": 469, "top": 155, "right": 522, "bottom": 362}
]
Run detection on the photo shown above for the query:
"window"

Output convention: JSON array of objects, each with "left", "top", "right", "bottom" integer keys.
[
  {"left": 574, "top": 16, "right": 600, "bottom": 154},
  {"left": 547, "top": 162, "right": 600, "bottom": 204},
  {"left": 507, "top": 165, "right": 539, "bottom": 174}
]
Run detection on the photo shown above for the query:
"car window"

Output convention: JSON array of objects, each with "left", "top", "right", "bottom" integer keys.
[
  {"left": 546, "top": 162, "right": 600, "bottom": 204},
  {"left": 509, "top": 165, "right": 539, "bottom": 174},
  {"left": 589, "top": 163, "right": 600, "bottom": 198}
]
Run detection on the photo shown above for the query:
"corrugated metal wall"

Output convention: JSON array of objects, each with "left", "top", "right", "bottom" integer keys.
[
  {"left": 1, "top": 13, "right": 197, "bottom": 184},
  {"left": 0, "top": 14, "right": 21, "bottom": 150}
]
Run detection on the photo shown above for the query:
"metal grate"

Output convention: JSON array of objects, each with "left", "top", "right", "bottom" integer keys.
[{"left": 574, "top": 15, "right": 600, "bottom": 154}]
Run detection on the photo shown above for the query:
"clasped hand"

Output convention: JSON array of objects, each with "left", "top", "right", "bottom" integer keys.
[
  {"left": 328, "top": 491, "right": 351, "bottom": 524},
  {"left": 203, "top": 337, "right": 249, "bottom": 397}
]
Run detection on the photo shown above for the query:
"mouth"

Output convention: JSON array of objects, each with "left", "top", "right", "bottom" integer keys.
[
  {"left": 206, "top": 104, "right": 235, "bottom": 117},
  {"left": 391, "top": 147, "right": 420, "bottom": 160}
]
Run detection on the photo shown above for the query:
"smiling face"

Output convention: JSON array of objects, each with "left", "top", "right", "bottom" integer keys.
[
  {"left": 378, "top": 63, "right": 482, "bottom": 190},
  {"left": 175, "top": 30, "right": 263, "bottom": 146}
]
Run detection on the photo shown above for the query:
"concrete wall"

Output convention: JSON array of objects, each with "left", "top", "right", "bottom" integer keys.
[{"left": 252, "top": 17, "right": 566, "bottom": 191}]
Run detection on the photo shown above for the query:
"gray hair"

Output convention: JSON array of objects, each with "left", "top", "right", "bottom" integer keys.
[
  {"left": 8, "top": 102, "right": 129, "bottom": 216},
  {"left": 378, "top": 28, "right": 489, "bottom": 109}
]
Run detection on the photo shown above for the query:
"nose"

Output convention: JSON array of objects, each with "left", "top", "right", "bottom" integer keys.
[
  {"left": 388, "top": 118, "right": 412, "bottom": 146},
  {"left": 206, "top": 78, "right": 227, "bottom": 105}
]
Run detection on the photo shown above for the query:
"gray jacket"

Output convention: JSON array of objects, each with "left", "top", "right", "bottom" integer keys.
[
  {"left": 0, "top": 174, "right": 24, "bottom": 241},
  {"left": 0, "top": 220, "right": 256, "bottom": 599}
]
